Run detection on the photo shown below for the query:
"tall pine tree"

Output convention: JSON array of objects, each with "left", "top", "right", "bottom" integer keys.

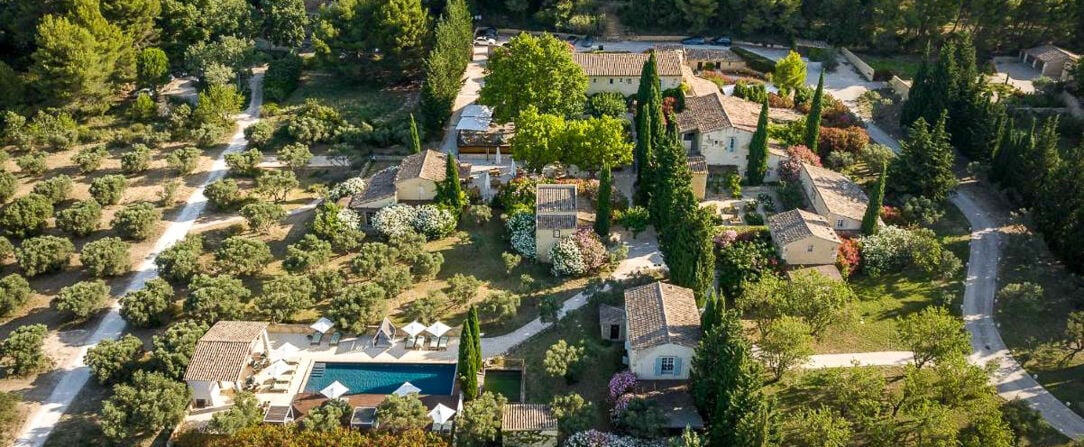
[
  {"left": 745, "top": 99, "right": 770, "bottom": 185},
  {"left": 803, "top": 71, "right": 824, "bottom": 153},
  {"left": 690, "top": 310, "right": 768, "bottom": 446},
  {"left": 861, "top": 162, "right": 886, "bottom": 235},
  {"left": 594, "top": 165, "right": 613, "bottom": 237},
  {"left": 889, "top": 112, "right": 957, "bottom": 201}
]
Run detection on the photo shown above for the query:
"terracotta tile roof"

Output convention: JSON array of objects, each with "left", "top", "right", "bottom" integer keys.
[
  {"left": 676, "top": 93, "right": 801, "bottom": 133},
  {"left": 502, "top": 404, "right": 558, "bottom": 432},
  {"left": 718, "top": 94, "right": 802, "bottom": 132},
  {"left": 684, "top": 48, "right": 742, "bottom": 62},
  {"left": 1024, "top": 45, "right": 1079, "bottom": 63},
  {"left": 801, "top": 163, "right": 869, "bottom": 221},
  {"left": 536, "top": 184, "right": 577, "bottom": 214},
  {"left": 767, "top": 209, "right": 841, "bottom": 246},
  {"left": 184, "top": 321, "right": 268, "bottom": 382},
  {"left": 573, "top": 51, "right": 683, "bottom": 78},
  {"left": 624, "top": 282, "right": 701, "bottom": 350},
  {"left": 349, "top": 167, "right": 397, "bottom": 208},
  {"left": 535, "top": 214, "right": 577, "bottom": 230},
  {"left": 599, "top": 304, "right": 626, "bottom": 324},
  {"left": 687, "top": 155, "right": 708, "bottom": 174},
  {"left": 396, "top": 150, "right": 448, "bottom": 183}
]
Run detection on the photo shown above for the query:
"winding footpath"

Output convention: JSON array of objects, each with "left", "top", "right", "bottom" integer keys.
[{"left": 13, "top": 72, "right": 266, "bottom": 447}]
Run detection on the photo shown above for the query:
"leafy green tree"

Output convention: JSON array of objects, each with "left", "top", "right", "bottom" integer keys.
[
  {"left": 774, "top": 50, "right": 806, "bottom": 96},
  {"left": 411, "top": 252, "right": 444, "bottom": 281},
  {"left": 277, "top": 143, "right": 312, "bottom": 171},
  {"left": 72, "top": 145, "right": 108, "bottom": 174},
  {"left": 263, "top": 0, "right": 307, "bottom": 47},
  {"left": 479, "top": 33, "right": 588, "bottom": 122},
  {"left": 373, "top": 0, "right": 430, "bottom": 76},
  {"left": 209, "top": 391, "right": 263, "bottom": 434},
  {"left": 256, "top": 170, "right": 298, "bottom": 202},
  {"left": 594, "top": 165, "right": 613, "bottom": 237},
  {"left": 435, "top": 152, "right": 465, "bottom": 212},
  {"left": 782, "top": 406, "right": 852, "bottom": 447},
  {"left": 1, "top": 193, "right": 53, "bottom": 237},
  {"left": 745, "top": 100, "right": 770, "bottom": 185},
  {"left": 256, "top": 275, "right": 314, "bottom": 322},
  {"left": 101, "top": 370, "right": 189, "bottom": 441},
  {"left": 244, "top": 121, "right": 273, "bottom": 148},
  {"left": 588, "top": 92, "right": 628, "bottom": 118},
  {"left": 564, "top": 115, "right": 634, "bottom": 174},
  {"left": 120, "top": 144, "right": 151, "bottom": 174},
  {"left": 89, "top": 174, "right": 127, "bottom": 205},
  {"left": 327, "top": 283, "right": 386, "bottom": 332},
  {"left": 16, "top": 235, "right": 74, "bottom": 276},
  {"left": 458, "top": 392, "right": 508, "bottom": 447},
  {"left": 403, "top": 290, "right": 444, "bottom": 324},
  {"left": 446, "top": 273, "right": 481, "bottom": 306},
  {"left": 226, "top": 148, "right": 263, "bottom": 177},
  {"left": 214, "top": 236, "right": 271, "bottom": 276},
  {"left": 284, "top": 234, "right": 333, "bottom": 274},
  {"left": 312, "top": 201, "right": 364, "bottom": 252},
  {"left": 136, "top": 47, "right": 169, "bottom": 89},
  {"left": 674, "top": 0, "right": 716, "bottom": 32},
  {"left": 155, "top": 235, "right": 203, "bottom": 283},
  {"left": 166, "top": 146, "right": 201, "bottom": 175},
  {"left": 184, "top": 274, "right": 249, "bottom": 322},
  {"left": 510, "top": 106, "right": 566, "bottom": 172},
  {"left": 759, "top": 316, "right": 814, "bottom": 380},
  {"left": 302, "top": 399, "right": 350, "bottom": 432},
  {"left": 310, "top": 269, "right": 346, "bottom": 301},
  {"left": 80, "top": 236, "right": 131, "bottom": 277},
  {"left": 377, "top": 265, "right": 412, "bottom": 298},
  {"left": 31, "top": 174, "right": 73, "bottom": 204},
  {"left": 0, "top": 324, "right": 49, "bottom": 376},
  {"left": 150, "top": 321, "right": 207, "bottom": 379},
  {"left": 861, "top": 162, "right": 886, "bottom": 235},
  {"left": 30, "top": 15, "right": 115, "bottom": 114},
  {"left": 120, "top": 278, "right": 173, "bottom": 327},
  {"left": 193, "top": 83, "right": 243, "bottom": 129},
  {"left": 550, "top": 392, "right": 593, "bottom": 436},
  {"left": 376, "top": 393, "right": 430, "bottom": 432},
  {"left": 804, "top": 71, "right": 824, "bottom": 153},
  {"left": 55, "top": 279, "right": 109, "bottom": 321},
  {"left": 239, "top": 202, "right": 285, "bottom": 233},
  {"left": 899, "top": 306, "right": 970, "bottom": 368},
  {"left": 351, "top": 242, "right": 399, "bottom": 277},
  {"left": 890, "top": 114, "right": 957, "bottom": 202},
  {"left": 112, "top": 202, "right": 161, "bottom": 240},
  {"left": 0, "top": 274, "right": 32, "bottom": 317},
  {"left": 85, "top": 334, "right": 143, "bottom": 385},
  {"left": 543, "top": 339, "right": 584, "bottom": 383},
  {"left": 204, "top": 178, "right": 243, "bottom": 210},
  {"left": 738, "top": 270, "right": 854, "bottom": 336},
  {"left": 481, "top": 290, "right": 519, "bottom": 320}
]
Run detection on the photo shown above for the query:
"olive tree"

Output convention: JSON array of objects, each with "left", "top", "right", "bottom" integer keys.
[
  {"left": 15, "top": 152, "right": 46, "bottom": 176},
  {"left": 375, "top": 393, "right": 429, "bottom": 432},
  {"left": 446, "top": 274, "right": 481, "bottom": 306},
  {"left": 0, "top": 324, "right": 49, "bottom": 376},
  {"left": 204, "top": 179, "right": 243, "bottom": 210},
  {"left": 283, "top": 234, "right": 333, "bottom": 274},
  {"left": 120, "top": 144, "right": 152, "bottom": 174},
  {"left": 54, "top": 279, "right": 110, "bottom": 321},
  {"left": 240, "top": 202, "right": 285, "bottom": 233},
  {"left": 31, "top": 174, "right": 72, "bottom": 204},
  {"left": 56, "top": 199, "right": 102, "bottom": 236},
  {"left": 71, "top": 146, "right": 108, "bottom": 174},
  {"left": 458, "top": 392, "right": 508, "bottom": 447},
  {"left": 0, "top": 274, "right": 32, "bottom": 317},
  {"left": 327, "top": 283, "right": 386, "bottom": 332},
  {"left": 256, "top": 170, "right": 298, "bottom": 202},
  {"left": 155, "top": 235, "right": 204, "bottom": 283},
  {"left": 543, "top": 339, "right": 584, "bottom": 383},
  {"left": 120, "top": 278, "right": 173, "bottom": 327},
  {"left": 16, "top": 235, "right": 74, "bottom": 276},
  {"left": 208, "top": 391, "right": 262, "bottom": 434},
  {"left": 166, "top": 146, "right": 202, "bottom": 175},
  {"left": 277, "top": 143, "right": 312, "bottom": 170},
  {"left": 1, "top": 193, "right": 53, "bottom": 238},
  {"left": 351, "top": 242, "right": 399, "bottom": 277},
  {"left": 80, "top": 237, "right": 131, "bottom": 277},
  {"left": 150, "top": 321, "right": 208, "bottom": 379},
  {"left": 111, "top": 202, "right": 161, "bottom": 240},
  {"left": 85, "top": 334, "right": 144, "bottom": 385},
  {"left": 184, "top": 274, "right": 249, "bottom": 322},
  {"left": 100, "top": 370, "right": 189, "bottom": 441},
  {"left": 256, "top": 275, "right": 315, "bottom": 322},
  {"left": 481, "top": 291, "right": 520, "bottom": 320},
  {"left": 311, "top": 201, "right": 364, "bottom": 252},
  {"left": 225, "top": 148, "right": 262, "bottom": 177},
  {"left": 214, "top": 236, "right": 272, "bottom": 276},
  {"left": 89, "top": 175, "right": 128, "bottom": 205}
]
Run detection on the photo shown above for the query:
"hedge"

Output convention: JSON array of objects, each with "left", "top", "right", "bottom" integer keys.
[{"left": 731, "top": 47, "right": 777, "bottom": 73}]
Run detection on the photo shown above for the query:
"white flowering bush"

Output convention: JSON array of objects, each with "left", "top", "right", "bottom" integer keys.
[
  {"left": 372, "top": 204, "right": 418, "bottom": 239},
  {"left": 506, "top": 211, "right": 536, "bottom": 259},
  {"left": 550, "top": 236, "right": 586, "bottom": 277},
  {"left": 411, "top": 204, "right": 457, "bottom": 240},
  {"left": 564, "top": 430, "right": 667, "bottom": 447},
  {"left": 337, "top": 208, "right": 364, "bottom": 230},
  {"left": 859, "top": 225, "right": 914, "bottom": 276},
  {"left": 329, "top": 177, "right": 366, "bottom": 199}
]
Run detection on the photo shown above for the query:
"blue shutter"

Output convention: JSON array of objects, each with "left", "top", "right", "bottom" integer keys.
[
  {"left": 654, "top": 357, "right": 662, "bottom": 376},
  {"left": 673, "top": 357, "right": 683, "bottom": 376}
]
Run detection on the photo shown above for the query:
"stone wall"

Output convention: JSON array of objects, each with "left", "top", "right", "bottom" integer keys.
[{"left": 840, "top": 48, "right": 875, "bottom": 81}]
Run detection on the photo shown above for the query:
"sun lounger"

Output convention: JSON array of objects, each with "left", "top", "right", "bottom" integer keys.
[
  {"left": 310, "top": 331, "right": 324, "bottom": 345},
  {"left": 437, "top": 337, "right": 449, "bottom": 350},
  {"left": 414, "top": 336, "right": 426, "bottom": 350},
  {"left": 271, "top": 381, "right": 290, "bottom": 392},
  {"left": 429, "top": 336, "right": 439, "bottom": 350},
  {"left": 405, "top": 335, "right": 417, "bottom": 348},
  {"left": 330, "top": 331, "right": 343, "bottom": 346}
]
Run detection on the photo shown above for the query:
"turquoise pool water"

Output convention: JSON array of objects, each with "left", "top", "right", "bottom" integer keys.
[{"left": 303, "top": 362, "right": 457, "bottom": 395}]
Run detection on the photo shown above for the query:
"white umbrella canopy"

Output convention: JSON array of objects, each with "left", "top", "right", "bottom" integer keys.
[
  {"left": 320, "top": 380, "right": 350, "bottom": 399},
  {"left": 428, "top": 403, "right": 456, "bottom": 424},
  {"left": 274, "top": 342, "right": 300, "bottom": 360},
  {"left": 401, "top": 321, "right": 427, "bottom": 337},
  {"left": 425, "top": 321, "right": 451, "bottom": 338},
  {"left": 266, "top": 359, "right": 291, "bottom": 378},
  {"left": 310, "top": 317, "right": 334, "bottom": 334},
  {"left": 393, "top": 381, "right": 422, "bottom": 396}
]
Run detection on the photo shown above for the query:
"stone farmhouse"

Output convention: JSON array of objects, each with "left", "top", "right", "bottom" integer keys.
[
  {"left": 573, "top": 51, "right": 684, "bottom": 96},
  {"left": 1020, "top": 44, "right": 1079, "bottom": 81},
  {"left": 346, "top": 150, "right": 470, "bottom": 226},
  {"left": 624, "top": 281, "right": 701, "bottom": 381},
  {"left": 766, "top": 209, "right": 843, "bottom": 266},
  {"left": 799, "top": 163, "right": 869, "bottom": 232}
]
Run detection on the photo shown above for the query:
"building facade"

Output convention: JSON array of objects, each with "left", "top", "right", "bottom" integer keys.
[
  {"left": 624, "top": 282, "right": 701, "bottom": 381},
  {"left": 573, "top": 51, "right": 684, "bottom": 96}
]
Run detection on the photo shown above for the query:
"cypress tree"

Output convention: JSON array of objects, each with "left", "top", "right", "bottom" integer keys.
[
  {"left": 745, "top": 100, "right": 770, "bottom": 185},
  {"left": 468, "top": 305, "right": 482, "bottom": 370},
  {"left": 803, "top": 71, "right": 824, "bottom": 153},
  {"left": 900, "top": 48, "right": 930, "bottom": 128},
  {"left": 409, "top": 113, "right": 422, "bottom": 153},
  {"left": 634, "top": 52, "right": 664, "bottom": 206},
  {"left": 594, "top": 165, "right": 613, "bottom": 237},
  {"left": 436, "top": 152, "right": 465, "bottom": 212},
  {"left": 651, "top": 120, "right": 692, "bottom": 232},
  {"left": 457, "top": 316, "right": 479, "bottom": 400},
  {"left": 861, "top": 162, "right": 886, "bottom": 235}
]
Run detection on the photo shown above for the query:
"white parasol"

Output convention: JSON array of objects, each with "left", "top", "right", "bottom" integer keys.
[
  {"left": 425, "top": 321, "right": 451, "bottom": 338},
  {"left": 266, "top": 359, "right": 291, "bottom": 378},
  {"left": 320, "top": 380, "right": 350, "bottom": 399},
  {"left": 274, "top": 342, "right": 300, "bottom": 361},
  {"left": 392, "top": 381, "right": 422, "bottom": 396},
  {"left": 310, "top": 317, "right": 334, "bottom": 334},
  {"left": 401, "top": 321, "right": 427, "bottom": 337},
  {"left": 428, "top": 403, "right": 456, "bottom": 424}
]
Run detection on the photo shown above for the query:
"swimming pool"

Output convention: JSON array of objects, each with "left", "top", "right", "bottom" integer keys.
[{"left": 303, "top": 362, "right": 457, "bottom": 395}]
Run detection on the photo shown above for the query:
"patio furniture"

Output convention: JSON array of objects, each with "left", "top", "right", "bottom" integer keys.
[
  {"left": 309, "top": 331, "right": 323, "bottom": 345},
  {"left": 413, "top": 335, "right": 426, "bottom": 350},
  {"left": 405, "top": 335, "right": 417, "bottom": 349},
  {"left": 271, "top": 381, "right": 290, "bottom": 392},
  {"left": 437, "top": 336, "right": 449, "bottom": 350},
  {"left": 429, "top": 336, "right": 440, "bottom": 350},
  {"left": 371, "top": 317, "right": 397, "bottom": 348},
  {"left": 329, "top": 331, "right": 343, "bottom": 346}
]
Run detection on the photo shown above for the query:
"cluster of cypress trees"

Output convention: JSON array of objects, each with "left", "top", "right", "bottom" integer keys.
[
  {"left": 418, "top": 0, "right": 473, "bottom": 136},
  {"left": 435, "top": 151, "right": 466, "bottom": 213},
  {"left": 634, "top": 53, "right": 716, "bottom": 304},
  {"left": 457, "top": 306, "right": 483, "bottom": 400}
]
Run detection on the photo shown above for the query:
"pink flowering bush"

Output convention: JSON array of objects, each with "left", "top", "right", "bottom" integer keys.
[
  {"left": 565, "top": 430, "right": 668, "bottom": 447},
  {"left": 612, "top": 393, "right": 634, "bottom": 416},
  {"left": 777, "top": 144, "right": 821, "bottom": 183},
  {"left": 573, "top": 228, "right": 607, "bottom": 272},
  {"left": 608, "top": 371, "right": 637, "bottom": 401}
]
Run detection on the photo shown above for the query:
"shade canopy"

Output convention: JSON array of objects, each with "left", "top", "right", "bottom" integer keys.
[
  {"left": 425, "top": 321, "right": 451, "bottom": 338},
  {"left": 428, "top": 403, "right": 456, "bottom": 424},
  {"left": 401, "top": 321, "right": 427, "bottom": 337},
  {"left": 320, "top": 380, "right": 350, "bottom": 399},
  {"left": 274, "top": 342, "right": 300, "bottom": 361},
  {"left": 393, "top": 381, "right": 422, "bottom": 396},
  {"left": 266, "top": 359, "right": 291, "bottom": 378},
  {"left": 310, "top": 317, "right": 334, "bottom": 334}
]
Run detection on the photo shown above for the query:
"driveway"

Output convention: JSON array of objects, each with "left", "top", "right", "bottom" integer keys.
[
  {"left": 439, "top": 45, "right": 488, "bottom": 154},
  {"left": 13, "top": 72, "right": 267, "bottom": 447},
  {"left": 992, "top": 56, "right": 1041, "bottom": 94}
]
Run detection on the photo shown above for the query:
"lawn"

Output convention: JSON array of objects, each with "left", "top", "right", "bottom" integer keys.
[
  {"left": 811, "top": 204, "right": 971, "bottom": 353},
  {"left": 854, "top": 53, "right": 925, "bottom": 80},
  {"left": 482, "top": 369, "right": 522, "bottom": 403},
  {"left": 284, "top": 72, "right": 414, "bottom": 128}
]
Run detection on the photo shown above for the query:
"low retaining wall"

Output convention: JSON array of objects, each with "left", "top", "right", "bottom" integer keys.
[
  {"left": 840, "top": 48, "right": 875, "bottom": 82},
  {"left": 889, "top": 76, "right": 911, "bottom": 100}
]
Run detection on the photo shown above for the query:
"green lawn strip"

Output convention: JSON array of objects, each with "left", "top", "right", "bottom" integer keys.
[
  {"left": 284, "top": 72, "right": 411, "bottom": 125},
  {"left": 854, "top": 54, "right": 924, "bottom": 80},
  {"left": 506, "top": 301, "right": 624, "bottom": 430},
  {"left": 811, "top": 205, "right": 970, "bottom": 353},
  {"left": 481, "top": 371, "right": 522, "bottom": 403}
]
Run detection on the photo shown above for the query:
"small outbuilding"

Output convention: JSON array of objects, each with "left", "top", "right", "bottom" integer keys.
[
  {"left": 683, "top": 47, "right": 745, "bottom": 71},
  {"left": 502, "top": 403, "right": 559, "bottom": 447},
  {"left": 184, "top": 321, "right": 271, "bottom": 408},
  {"left": 599, "top": 304, "right": 626, "bottom": 341},
  {"left": 688, "top": 155, "right": 708, "bottom": 200},
  {"left": 1020, "top": 45, "right": 1080, "bottom": 79},
  {"left": 534, "top": 184, "right": 578, "bottom": 263},
  {"left": 799, "top": 163, "right": 869, "bottom": 232},
  {"left": 624, "top": 282, "right": 701, "bottom": 380},
  {"left": 767, "top": 209, "right": 842, "bottom": 266}
]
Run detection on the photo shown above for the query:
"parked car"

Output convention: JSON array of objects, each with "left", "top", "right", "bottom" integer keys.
[
  {"left": 681, "top": 36, "right": 707, "bottom": 45},
  {"left": 579, "top": 36, "right": 595, "bottom": 48},
  {"left": 566, "top": 35, "right": 579, "bottom": 45},
  {"left": 710, "top": 36, "right": 732, "bottom": 46},
  {"left": 476, "top": 27, "right": 498, "bottom": 38},
  {"left": 475, "top": 36, "right": 496, "bottom": 45}
]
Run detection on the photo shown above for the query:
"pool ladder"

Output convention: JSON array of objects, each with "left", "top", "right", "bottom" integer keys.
[{"left": 311, "top": 362, "right": 326, "bottom": 378}]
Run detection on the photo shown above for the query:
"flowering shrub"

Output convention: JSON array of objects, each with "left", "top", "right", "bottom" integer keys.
[
  {"left": 881, "top": 205, "right": 903, "bottom": 226},
  {"left": 411, "top": 204, "right": 457, "bottom": 240},
  {"left": 565, "top": 430, "right": 668, "bottom": 447},
  {"left": 859, "top": 225, "right": 914, "bottom": 276},
  {"left": 777, "top": 144, "right": 821, "bottom": 183},
  {"left": 496, "top": 176, "right": 537, "bottom": 214},
  {"left": 550, "top": 236, "right": 586, "bottom": 277},
  {"left": 716, "top": 229, "right": 739, "bottom": 246},
  {"left": 836, "top": 237, "right": 861, "bottom": 278},
  {"left": 372, "top": 204, "right": 418, "bottom": 239},
  {"left": 329, "top": 177, "right": 366, "bottom": 200},
  {"left": 818, "top": 126, "right": 870, "bottom": 156},
  {"left": 612, "top": 393, "right": 634, "bottom": 416},
  {"left": 337, "top": 208, "right": 364, "bottom": 230},
  {"left": 573, "top": 228, "right": 607, "bottom": 272},
  {"left": 608, "top": 371, "right": 637, "bottom": 401},
  {"left": 505, "top": 211, "right": 536, "bottom": 259}
]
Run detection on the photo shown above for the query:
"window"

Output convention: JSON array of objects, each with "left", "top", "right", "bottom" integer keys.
[
  {"left": 683, "top": 133, "right": 693, "bottom": 141},
  {"left": 807, "top": 244, "right": 814, "bottom": 252},
  {"left": 728, "top": 137, "right": 736, "bottom": 152},
  {"left": 553, "top": 229, "right": 561, "bottom": 238},
  {"left": 660, "top": 357, "right": 675, "bottom": 374},
  {"left": 836, "top": 219, "right": 845, "bottom": 228},
  {"left": 609, "top": 78, "right": 613, "bottom": 84},
  {"left": 609, "top": 325, "right": 620, "bottom": 339}
]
